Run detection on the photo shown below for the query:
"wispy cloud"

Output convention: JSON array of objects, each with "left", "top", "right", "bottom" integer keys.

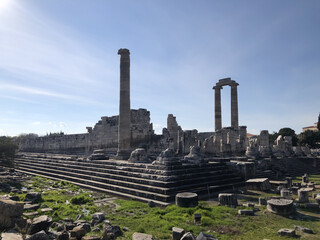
[{"left": 0, "top": 0, "right": 118, "bottom": 103}]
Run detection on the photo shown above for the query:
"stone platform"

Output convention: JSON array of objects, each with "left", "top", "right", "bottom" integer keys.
[{"left": 15, "top": 153, "right": 245, "bottom": 206}]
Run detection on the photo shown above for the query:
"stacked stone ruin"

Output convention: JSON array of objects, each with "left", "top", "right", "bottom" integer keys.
[{"left": 15, "top": 48, "right": 320, "bottom": 205}]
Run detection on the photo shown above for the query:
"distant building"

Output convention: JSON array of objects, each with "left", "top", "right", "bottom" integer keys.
[
  {"left": 247, "top": 133, "right": 256, "bottom": 138},
  {"left": 302, "top": 122, "right": 318, "bottom": 132}
]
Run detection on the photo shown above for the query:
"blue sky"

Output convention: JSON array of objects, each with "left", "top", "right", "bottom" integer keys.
[{"left": 0, "top": 0, "right": 319, "bottom": 136}]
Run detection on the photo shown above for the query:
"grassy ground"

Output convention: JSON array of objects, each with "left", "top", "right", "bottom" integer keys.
[{"left": 1, "top": 175, "right": 320, "bottom": 240}]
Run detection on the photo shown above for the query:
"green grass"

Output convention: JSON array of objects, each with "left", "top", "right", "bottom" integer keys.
[
  {"left": 106, "top": 200, "right": 320, "bottom": 240},
  {"left": 2, "top": 175, "right": 320, "bottom": 239}
]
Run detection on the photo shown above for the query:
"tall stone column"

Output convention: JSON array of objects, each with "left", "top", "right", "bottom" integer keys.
[
  {"left": 116, "top": 48, "right": 131, "bottom": 160},
  {"left": 231, "top": 83, "right": 239, "bottom": 128},
  {"left": 213, "top": 86, "right": 222, "bottom": 131}
]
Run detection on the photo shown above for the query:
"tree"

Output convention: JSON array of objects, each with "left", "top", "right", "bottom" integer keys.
[
  {"left": 0, "top": 137, "right": 18, "bottom": 168},
  {"left": 269, "top": 131, "right": 279, "bottom": 145},
  {"left": 317, "top": 113, "right": 320, "bottom": 131},
  {"left": 298, "top": 130, "right": 320, "bottom": 148},
  {"left": 278, "top": 128, "right": 298, "bottom": 146}
]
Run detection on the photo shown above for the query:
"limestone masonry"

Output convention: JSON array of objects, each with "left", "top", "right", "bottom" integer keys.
[
  {"left": 16, "top": 48, "right": 320, "bottom": 206},
  {"left": 19, "top": 49, "right": 315, "bottom": 160}
]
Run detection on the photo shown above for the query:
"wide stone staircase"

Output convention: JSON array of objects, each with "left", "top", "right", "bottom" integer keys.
[
  {"left": 255, "top": 157, "right": 320, "bottom": 180},
  {"left": 15, "top": 152, "right": 245, "bottom": 206}
]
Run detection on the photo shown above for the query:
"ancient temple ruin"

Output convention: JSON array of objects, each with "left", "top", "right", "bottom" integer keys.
[{"left": 16, "top": 48, "right": 320, "bottom": 205}]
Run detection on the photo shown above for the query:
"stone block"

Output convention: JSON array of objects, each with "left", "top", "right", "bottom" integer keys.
[
  {"left": 26, "top": 230, "right": 49, "bottom": 240},
  {"left": 132, "top": 232, "right": 154, "bottom": 240},
  {"left": 196, "top": 232, "right": 218, "bottom": 240},
  {"left": 218, "top": 193, "right": 238, "bottom": 207},
  {"left": 194, "top": 213, "right": 201, "bottom": 224},
  {"left": 181, "top": 232, "right": 196, "bottom": 240},
  {"left": 298, "top": 188, "right": 309, "bottom": 203},
  {"left": 70, "top": 225, "right": 87, "bottom": 239},
  {"left": 24, "top": 204, "right": 40, "bottom": 211},
  {"left": 176, "top": 192, "right": 198, "bottom": 207},
  {"left": 0, "top": 199, "right": 24, "bottom": 217},
  {"left": 304, "top": 203, "right": 319, "bottom": 209},
  {"left": 82, "top": 236, "right": 101, "bottom": 240},
  {"left": 172, "top": 227, "right": 185, "bottom": 240},
  {"left": 294, "top": 225, "right": 313, "bottom": 234},
  {"left": 28, "top": 215, "right": 53, "bottom": 235},
  {"left": 267, "top": 199, "right": 295, "bottom": 216},
  {"left": 238, "top": 209, "right": 254, "bottom": 216},
  {"left": 56, "top": 230, "right": 69, "bottom": 240},
  {"left": 246, "top": 178, "right": 270, "bottom": 191},
  {"left": 92, "top": 212, "right": 105, "bottom": 224},
  {"left": 280, "top": 188, "right": 291, "bottom": 199},
  {"left": 278, "top": 228, "right": 295, "bottom": 237},
  {"left": 259, "top": 197, "right": 267, "bottom": 206},
  {"left": 1, "top": 232, "right": 24, "bottom": 240}
]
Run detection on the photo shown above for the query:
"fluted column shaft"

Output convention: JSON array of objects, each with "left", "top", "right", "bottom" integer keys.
[
  {"left": 214, "top": 86, "right": 222, "bottom": 131},
  {"left": 231, "top": 84, "right": 239, "bottom": 128},
  {"left": 117, "top": 48, "right": 131, "bottom": 159}
]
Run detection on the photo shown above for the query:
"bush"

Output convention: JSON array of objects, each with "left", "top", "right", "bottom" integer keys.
[
  {"left": 70, "top": 195, "right": 92, "bottom": 205},
  {"left": 0, "top": 136, "right": 18, "bottom": 167},
  {"left": 298, "top": 130, "right": 320, "bottom": 148}
]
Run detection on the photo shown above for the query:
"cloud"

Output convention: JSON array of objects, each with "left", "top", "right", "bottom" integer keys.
[
  {"left": 0, "top": 129, "right": 4, "bottom": 134},
  {"left": 32, "top": 121, "right": 41, "bottom": 125},
  {"left": 0, "top": 1, "right": 117, "bottom": 107},
  {"left": 59, "top": 122, "right": 66, "bottom": 128},
  {"left": 153, "top": 123, "right": 164, "bottom": 134},
  {"left": 0, "top": 83, "right": 105, "bottom": 106}
]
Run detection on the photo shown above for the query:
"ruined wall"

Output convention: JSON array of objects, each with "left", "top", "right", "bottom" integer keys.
[
  {"left": 20, "top": 108, "right": 155, "bottom": 154},
  {"left": 19, "top": 133, "right": 88, "bottom": 154},
  {"left": 202, "top": 126, "right": 247, "bottom": 156}
]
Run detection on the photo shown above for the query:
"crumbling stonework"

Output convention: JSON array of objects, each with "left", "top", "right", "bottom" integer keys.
[
  {"left": 19, "top": 109, "right": 154, "bottom": 155},
  {"left": 203, "top": 126, "right": 247, "bottom": 156}
]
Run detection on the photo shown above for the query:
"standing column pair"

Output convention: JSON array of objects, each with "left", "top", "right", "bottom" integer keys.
[{"left": 213, "top": 80, "right": 239, "bottom": 130}]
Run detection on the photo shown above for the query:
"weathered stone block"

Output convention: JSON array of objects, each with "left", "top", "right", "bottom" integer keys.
[
  {"left": 181, "top": 232, "right": 196, "bottom": 240},
  {"left": 172, "top": 227, "right": 185, "bottom": 240},
  {"left": 196, "top": 232, "right": 218, "bottom": 240},
  {"left": 0, "top": 199, "right": 24, "bottom": 217},
  {"left": 56, "top": 230, "right": 69, "bottom": 240},
  {"left": 304, "top": 203, "right": 319, "bottom": 209},
  {"left": 238, "top": 209, "right": 254, "bottom": 216},
  {"left": 26, "top": 230, "right": 49, "bottom": 240},
  {"left": 28, "top": 215, "right": 53, "bottom": 235},
  {"left": 294, "top": 225, "right": 313, "bottom": 234},
  {"left": 218, "top": 193, "right": 238, "bottom": 207},
  {"left": 246, "top": 178, "right": 270, "bottom": 191},
  {"left": 298, "top": 188, "right": 309, "bottom": 203},
  {"left": 259, "top": 197, "right": 267, "bottom": 206},
  {"left": 267, "top": 199, "right": 295, "bottom": 216},
  {"left": 132, "top": 232, "right": 153, "bottom": 240},
  {"left": 175, "top": 192, "right": 198, "bottom": 208},
  {"left": 278, "top": 228, "right": 295, "bottom": 237},
  {"left": 92, "top": 212, "right": 106, "bottom": 224},
  {"left": 280, "top": 188, "right": 291, "bottom": 199},
  {"left": 70, "top": 225, "right": 87, "bottom": 239},
  {"left": 1, "top": 232, "right": 23, "bottom": 240}
]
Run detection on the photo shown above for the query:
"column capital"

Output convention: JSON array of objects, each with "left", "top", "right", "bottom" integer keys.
[
  {"left": 213, "top": 85, "right": 223, "bottom": 90},
  {"left": 230, "top": 81, "right": 239, "bottom": 87},
  {"left": 118, "top": 48, "right": 130, "bottom": 56}
]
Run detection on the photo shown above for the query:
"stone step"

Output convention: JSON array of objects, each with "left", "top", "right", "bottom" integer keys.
[
  {"left": 15, "top": 169, "right": 171, "bottom": 207},
  {"left": 15, "top": 153, "right": 245, "bottom": 204},
  {"left": 18, "top": 153, "right": 226, "bottom": 171},
  {"left": 16, "top": 166, "right": 171, "bottom": 202},
  {"left": 16, "top": 156, "right": 227, "bottom": 175},
  {"left": 16, "top": 163, "right": 243, "bottom": 195},
  {"left": 16, "top": 159, "right": 232, "bottom": 184},
  {"left": 15, "top": 159, "right": 234, "bottom": 187}
]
